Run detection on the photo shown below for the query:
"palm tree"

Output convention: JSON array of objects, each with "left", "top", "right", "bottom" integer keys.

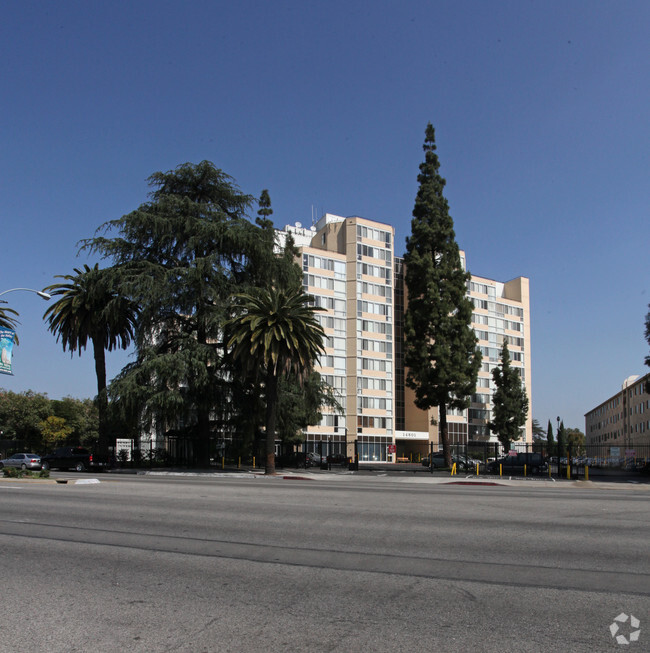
[
  {"left": 43, "top": 264, "right": 138, "bottom": 455},
  {"left": 226, "top": 287, "right": 325, "bottom": 474},
  {"left": 0, "top": 305, "right": 19, "bottom": 336}
]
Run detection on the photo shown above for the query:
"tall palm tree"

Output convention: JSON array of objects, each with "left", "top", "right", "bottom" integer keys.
[
  {"left": 226, "top": 287, "right": 325, "bottom": 475},
  {"left": 43, "top": 264, "right": 138, "bottom": 455}
]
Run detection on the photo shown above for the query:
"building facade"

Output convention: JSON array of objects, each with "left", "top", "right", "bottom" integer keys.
[
  {"left": 585, "top": 374, "right": 650, "bottom": 449},
  {"left": 277, "top": 213, "right": 532, "bottom": 462}
]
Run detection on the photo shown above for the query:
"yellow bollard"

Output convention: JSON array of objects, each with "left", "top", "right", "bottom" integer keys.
[
  {"left": 585, "top": 465, "right": 589, "bottom": 481},
  {"left": 567, "top": 464, "right": 571, "bottom": 480},
  {"left": 253, "top": 456, "right": 256, "bottom": 468},
  {"left": 222, "top": 456, "right": 225, "bottom": 470},
  {"left": 524, "top": 464, "right": 527, "bottom": 477},
  {"left": 476, "top": 463, "right": 479, "bottom": 476},
  {"left": 499, "top": 463, "right": 502, "bottom": 477}
]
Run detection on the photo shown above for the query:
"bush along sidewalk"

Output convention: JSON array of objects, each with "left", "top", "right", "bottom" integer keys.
[{"left": 2, "top": 467, "right": 50, "bottom": 479}]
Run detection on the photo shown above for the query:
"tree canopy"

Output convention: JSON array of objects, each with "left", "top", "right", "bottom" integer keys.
[
  {"left": 0, "top": 390, "right": 97, "bottom": 453},
  {"left": 78, "top": 161, "right": 307, "bottom": 465}
]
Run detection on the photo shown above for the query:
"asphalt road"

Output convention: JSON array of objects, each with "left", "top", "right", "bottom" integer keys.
[{"left": 1, "top": 473, "right": 648, "bottom": 652}]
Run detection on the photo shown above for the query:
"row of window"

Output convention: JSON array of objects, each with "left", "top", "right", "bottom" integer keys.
[
  {"left": 357, "top": 225, "right": 391, "bottom": 246},
  {"left": 358, "top": 397, "right": 392, "bottom": 411},
  {"left": 359, "top": 281, "right": 392, "bottom": 300},
  {"left": 472, "top": 300, "right": 524, "bottom": 318},
  {"left": 360, "top": 339, "right": 392, "bottom": 355},
  {"left": 357, "top": 244, "right": 392, "bottom": 263},
  {"left": 320, "top": 374, "right": 346, "bottom": 391},
  {"left": 590, "top": 419, "right": 650, "bottom": 442},
  {"left": 312, "top": 296, "right": 346, "bottom": 314},
  {"left": 358, "top": 262, "right": 391, "bottom": 283},
  {"left": 303, "top": 254, "right": 346, "bottom": 278},
  {"left": 359, "top": 319, "right": 392, "bottom": 338},
  {"left": 479, "top": 346, "right": 524, "bottom": 363},
  {"left": 497, "top": 303, "right": 524, "bottom": 317},
  {"left": 304, "top": 274, "right": 346, "bottom": 294},
  {"left": 318, "top": 355, "right": 346, "bottom": 372},
  {"left": 358, "top": 377, "right": 390, "bottom": 392},
  {"left": 324, "top": 336, "right": 346, "bottom": 352},
  {"left": 469, "top": 281, "right": 496, "bottom": 297},
  {"left": 359, "top": 357, "right": 391, "bottom": 373},
  {"left": 473, "top": 313, "right": 523, "bottom": 332},
  {"left": 358, "top": 416, "right": 391, "bottom": 430},
  {"left": 474, "top": 331, "right": 524, "bottom": 351},
  {"left": 589, "top": 396, "right": 621, "bottom": 418},
  {"left": 316, "top": 315, "right": 346, "bottom": 334},
  {"left": 358, "top": 300, "right": 392, "bottom": 318}
]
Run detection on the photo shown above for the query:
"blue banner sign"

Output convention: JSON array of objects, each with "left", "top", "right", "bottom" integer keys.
[{"left": 0, "top": 327, "right": 16, "bottom": 375}]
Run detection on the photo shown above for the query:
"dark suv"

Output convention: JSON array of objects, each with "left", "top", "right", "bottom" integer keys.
[
  {"left": 487, "top": 452, "right": 547, "bottom": 475},
  {"left": 40, "top": 447, "right": 111, "bottom": 472}
]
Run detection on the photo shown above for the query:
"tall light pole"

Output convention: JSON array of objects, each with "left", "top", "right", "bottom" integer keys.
[{"left": 556, "top": 415, "right": 561, "bottom": 477}]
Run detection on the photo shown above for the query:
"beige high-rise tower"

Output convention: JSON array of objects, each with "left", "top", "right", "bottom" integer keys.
[{"left": 276, "top": 213, "right": 531, "bottom": 461}]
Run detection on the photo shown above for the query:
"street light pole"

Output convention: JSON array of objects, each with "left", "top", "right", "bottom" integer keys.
[
  {"left": 0, "top": 288, "right": 51, "bottom": 301},
  {"left": 556, "top": 416, "right": 561, "bottom": 478}
]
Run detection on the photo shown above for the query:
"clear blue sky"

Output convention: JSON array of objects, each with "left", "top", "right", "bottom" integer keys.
[{"left": 2, "top": 0, "right": 648, "bottom": 431}]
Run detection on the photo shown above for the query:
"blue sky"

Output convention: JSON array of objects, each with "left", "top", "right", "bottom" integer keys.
[{"left": 1, "top": 0, "right": 648, "bottom": 431}]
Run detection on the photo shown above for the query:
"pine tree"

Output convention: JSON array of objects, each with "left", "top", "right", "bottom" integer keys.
[
  {"left": 256, "top": 189, "right": 274, "bottom": 229},
  {"left": 557, "top": 420, "right": 567, "bottom": 459},
  {"left": 403, "top": 123, "right": 482, "bottom": 467},
  {"left": 81, "top": 161, "right": 260, "bottom": 465},
  {"left": 547, "top": 419, "right": 555, "bottom": 457},
  {"left": 488, "top": 341, "right": 529, "bottom": 452}
]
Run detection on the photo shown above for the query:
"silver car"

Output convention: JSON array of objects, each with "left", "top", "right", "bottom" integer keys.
[{"left": 0, "top": 453, "right": 42, "bottom": 470}]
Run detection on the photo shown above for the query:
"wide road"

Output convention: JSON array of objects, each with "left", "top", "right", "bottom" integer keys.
[{"left": 1, "top": 473, "right": 648, "bottom": 652}]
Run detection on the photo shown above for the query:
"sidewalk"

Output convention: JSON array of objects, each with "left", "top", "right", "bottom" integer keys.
[{"left": 115, "top": 465, "right": 650, "bottom": 489}]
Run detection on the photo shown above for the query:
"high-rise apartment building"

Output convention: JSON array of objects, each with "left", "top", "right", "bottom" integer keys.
[{"left": 276, "top": 213, "right": 532, "bottom": 461}]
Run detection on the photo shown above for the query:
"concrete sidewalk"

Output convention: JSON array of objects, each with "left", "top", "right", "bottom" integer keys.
[{"left": 128, "top": 466, "right": 650, "bottom": 489}]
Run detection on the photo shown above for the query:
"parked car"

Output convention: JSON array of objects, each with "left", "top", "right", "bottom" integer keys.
[
  {"left": 40, "top": 447, "right": 112, "bottom": 472},
  {"left": 0, "top": 453, "right": 42, "bottom": 470},
  {"left": 306, "top": 452, "right": 326, "bottom": 466},
  {"left": 487, "top": 452, "right": 547, "bottom": 475},
  {"left": 327, "top": 453, "right": 348, "bottom": 466},
  {"left": 421, "top": 453, "right": 449, "bottom": 468},
  {"left": 422, "top": 453, "right": 473, "bottom": 469}
]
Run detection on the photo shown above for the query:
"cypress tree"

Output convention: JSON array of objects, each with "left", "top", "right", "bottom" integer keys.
[
  {"left": 547, "top": 419, "right": 555, "bottom": 457},
  {"left": 403, "top": 123, "right": 482, "bottom": 467},
  {"left": 557, "top": 420, "right": 567, "bottom": 460},
  {"left": 488, "top": 341, "right": 529, "bottom": 452}
]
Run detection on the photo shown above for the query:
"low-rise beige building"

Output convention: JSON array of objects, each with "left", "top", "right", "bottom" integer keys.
[{"left": 585, "top": 373, "right": 650, "bottom": 450}]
